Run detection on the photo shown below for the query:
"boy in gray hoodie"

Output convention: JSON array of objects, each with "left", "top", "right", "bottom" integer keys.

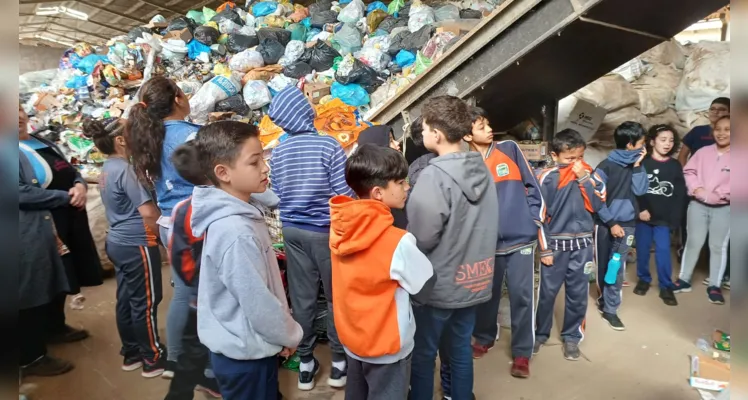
[
  {"left": 187, "top": 121, "right": 302, "bottom": 400},
  {"left": 406, "top": 96, "right": 500, "bottom": 400}
]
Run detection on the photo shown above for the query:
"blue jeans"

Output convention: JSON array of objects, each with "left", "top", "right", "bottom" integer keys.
[
  {"left": 160, "top": 225, "right": 195, "bottom": 363},
  {"left": 410, "top": 305, "right": 476, "bottom": 400},
  {"left": 210, "top": 353, "right": 278, "bottom": 400},
  {"left": 635, "top": 222, "right": 673, "bottom": 289}
]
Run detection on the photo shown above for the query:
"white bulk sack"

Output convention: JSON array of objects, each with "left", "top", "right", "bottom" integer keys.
[
  {"left": 674, "top": 41, "right": 730, "bottom": 112},
  {"left": 575, "top": 74, "right": 639, "bottom": 112}
]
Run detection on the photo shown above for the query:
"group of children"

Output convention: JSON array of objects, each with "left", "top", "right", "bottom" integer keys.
[{"left": 89, "top": 86, "right": 730, "bottom": 400}]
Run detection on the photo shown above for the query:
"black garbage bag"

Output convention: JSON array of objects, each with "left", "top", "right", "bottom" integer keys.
[
  {"left": 167, "top": 16, "right": 198, "bottom": 33},
  {"left": 377, "top": 16, "right": 407, "bottom": 33},
  {"left": 211, "top": 44, "right": 228, "bottom": 56},
  {"left": 335, "top": 58, "right": 386, "bottom": 93},
  {"left": 210, "top": 9, "right": 244, "bottom": 26},
  {"left": 399, "top": 3, "right": 411, "bottom": 17},
  {"left": 283, "top": 62, "right": 313, "bottom": 79},
  {"left": 194, "top": 25, "right": 220, "bottom": 45},
  {"left": 460, "top": 9, "right": 483, "bottom": 19},
  {"left": 215, "top": 94, "right": 250, "bottom": 116},
  {"left": 389, "top": 25, "right": 433, "bottom": 56},
  {"left": 310, "top": 10, "right": 338, "bottom": 28},
  {"left": 128, "top": 26, "right": 152, "bottom": 42},
  {"left": 227, "top": 34, "right": 260, "bottom": 53},
  {"left": 257, "top": 28, "right": 292, "bottom": 46},
  {"left": 299, "top": 41, "right": 341, "bottom": 71},
  {"left": 258, "top": 38, "right": 286, "bottom": 64},
  {"left": 309, "top": 0, "right": 333, "bottom": 14}
]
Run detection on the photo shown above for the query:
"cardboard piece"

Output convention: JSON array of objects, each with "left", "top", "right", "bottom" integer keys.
[
  {"left": 145, "top": 21, "right": 169, "bottom": 29},
  {"left": 164, "top": 28, "right": 192, "bottom": 43},
  {"left": 34, "top": 93, "right": 62, "bottom": 112},
  {"left": 304, "top": 82, "right": 331, "bottom": 105},
  {"left": 557, "top": 97, "right": 607, "bottom": 142},
  {"left": 209, "top": 112, "right": 235, "bottom": 122},
  {"left": 517, "top": 142, "right": 548, "bottom": 161},
  {"left": 689, "top": 355, "right": 730, "bottom": 392}
]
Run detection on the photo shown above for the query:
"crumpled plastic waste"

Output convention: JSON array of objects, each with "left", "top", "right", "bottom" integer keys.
[
  {"left": 194, "top": 25, "right": 220, "bottom": 45},
  {"left": 332, "top": 24, "right": 362, "bottom": 55},
  {"left": 219, "top": 19, "right": 243, "bottom": 35},
  {"left": 252, "top": 1, "right": 278, "bottom": 17},
  {"left": 354, "top": 47, "right": 390, "bottom": 72},
  {"left": 413, "top": 51, "right": 433, "bottom": 75},
  {"left": 338, "top": 0, "right": 365, "bottom": 23},
  {"left": 422, "top": 31, "right": 457, "bottom": 60},
  {"left": 408, "top": 1, "right": 435, "bottom": 32},
  {"left": 189, "top": 74, "right": 242, "bottom": 124},
  {"left": 366, "top": 10, "right": 388, "bottom": 32},
  {"left": 243, "top": 80, "right": 273, "bottom": 109},
  {"left": 227, "top": 34, "right": 259, "bottom": 53},
  {"left": 395, "top": 50, "right": 415, "bottom": 67},
  {"left": 258, "top": 38, "right": 286, "bottom": 64},
  {"left": 331, "top": 81, "right": 369, "bottom": 106},
  {"left": 435, "top": 4, "right": 460, "bottom": 21},
  {"left": 74, "top": 42, "right": 94, "bottom": 57},
  {"left": 188, "top": 40, "right": 212, "bottom": 60},
  {"left": 214, "top": 93, "right": 250, "bottom": 115},
  {"left": 186, "top": 10, "right": 205, "bottom": 24},
  {"left": 267, "top": 74, "right": 298, "bottom": 93},
  {"left": 217, "top": 1, "right": 236, "bottom": 13},
  {"left": 203, "top": 6, "right": 218, "bottom": 21},
  {"left": 313, "top": 97, "right": 366, "bottom": 147},
  {"left": 278, "top": 40, "right": 306, "bottom": 66},
  {"left": 229, "top": 49, "right": 265, "bottom": 73},
  {"left": 282, "top": 62, "right": 313, "bottom": 78},
  {"left": 257, "top": 28, "right": 292, "bottom": 46}
]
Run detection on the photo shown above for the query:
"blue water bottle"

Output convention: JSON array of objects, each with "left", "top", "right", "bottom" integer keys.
[{"left": 604, "top": 253, "right": 622, "bottom": 285}]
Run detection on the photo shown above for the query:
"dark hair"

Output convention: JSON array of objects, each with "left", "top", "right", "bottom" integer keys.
[
  {"left": 421, "top": 96, "right": 472, "bottom": 143},
  {"left": 171, "top": 141, "right": 209, "bottom": 186},
  {"left": 82, "top": 118, "right": 124, "bottom": 155},
  {"left": 469, "top": 106, "right": 488, "bottom": 123},
  {"left": 409, "top": 116, "right": 424, "bottom": 146},
  {"left": 192, "top": 121, "right": 260, "bottom": 186},
  {"left": 712, "top": 97, "right": 730, "bottom": 111},
  {"left": 646, "top": 124, "right": 680, "bottom": 156},
  {"left": 613, "top": 121, "right": 646, "bottom": 149},
  {"left": 345, "top": 144, "right": 408, "bottom": 198},
  {"left": 124, "top": 76, "right": 181, "bottom": 185},
  {"left": 551, "top": 128, "right": 586, "bottom": 154}
]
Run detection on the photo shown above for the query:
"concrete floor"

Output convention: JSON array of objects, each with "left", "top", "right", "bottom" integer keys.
[{"left": 26, "top": 252, "right": 728, "bottom": 400}]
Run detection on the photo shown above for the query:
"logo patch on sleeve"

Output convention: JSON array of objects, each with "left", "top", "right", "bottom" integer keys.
[{"left": 496, "top": 163, "right": 510, "bottom": 177}]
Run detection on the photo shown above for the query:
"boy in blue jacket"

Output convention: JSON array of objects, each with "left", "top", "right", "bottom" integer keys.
[
  {"left": 593, "top": 121, "right": 649, "bottom": 331},
  {"left": 464, "top": 107, "right": 546, "bottom": 379},
  {"left": 533, "top": 129, "right": 606, "bottom": 361}
]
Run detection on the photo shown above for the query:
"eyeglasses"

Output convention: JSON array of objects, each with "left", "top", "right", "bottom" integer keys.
[{"left": 709, "top": 107, "right": 728, "bottom": 113}]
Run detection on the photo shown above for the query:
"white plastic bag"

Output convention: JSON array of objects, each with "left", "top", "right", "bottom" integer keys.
[
  {"left": 333, "top": 24, "right": 363, "bottom": 55},
  {"left": 161, "top": 39, "right": 189, "bottom": 61},
  {"left": 279, "top": 40, "right": 306, "bottom": 66},
  {"left": 238, "top": 24, "right": 256, "bottom": 36},
  {"left": 434, "top": 4, "right": 459, "bottom": 21},
  {"left": 408, "top": 1, "right": 435, "bottom": 32},
  {"left": 229, "top": 49, "right": 265, "bottom": 73},
  {"left": 363, "top": 35, "right": 391, "bottom": 52},
  {"left": 268, "top": 74, "right": 297, "bottom": 92},
  {"left": 177, "top": 80, "right": 204, "bottom": 98},
  {"left": 243, "top": 80, "right": 273, "bottom": 109},
  {"left": 189, "top": 74, "right": 242, "bottom": 124},
  {"left": 338, "top": 0, "right": 365, "bottom": 23},
  {"left": 219, "top": 19, "right": 243, "bottom": 35},
  {"left": 354, "top": 47, "right": 389, "bottom": 72}
]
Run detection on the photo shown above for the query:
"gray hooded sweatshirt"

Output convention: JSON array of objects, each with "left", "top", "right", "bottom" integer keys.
[
  {"left": 191, "top": 186, "right": 303, "bottom": 360},
  {"left": 406, "top": 152, "right": 500, "bottom": 309}
]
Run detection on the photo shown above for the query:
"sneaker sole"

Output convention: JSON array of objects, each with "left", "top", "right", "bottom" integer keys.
[
  {"left": 472, "top": 346, "right": 494, "bottom": 359},
  {"left": 195, "top": 385, "right": 222, "bottom": 398},
  {"left": 121, "top": 362, "right": 143, "bottom": 372},
  {"left": 142, "top": 368, "right": 165, "bottom": 378},
  {"left": 673, "top": 287, "right": 692, "bottom": 293},
  {"left": 708, "top": 299, "right": 725, "bottom": 305},
  {"left": 510, "top": 371, "right": 529, "bottom": 379},
  {"left": 161, "top": 370, "right": 174, "bottom": 380},
  {"left": 298, "top": 381, "right": 316, "bottom": 391},
  {"left": 564, "top": 354, "right": 580, "bottom": 361},
  {"left": 604, "top": 319, "right": 626, "bottom": 331},
  {"left": 327, "top": 376, "right": 347, "bottom": 388}
]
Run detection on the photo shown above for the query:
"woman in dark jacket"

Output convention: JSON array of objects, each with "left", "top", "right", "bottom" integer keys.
[{"left": 18, "top": 107, "right": 102, "bottom": 375}]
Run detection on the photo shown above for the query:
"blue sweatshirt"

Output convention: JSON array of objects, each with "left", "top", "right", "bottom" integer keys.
[
  {"left": 155, "top": 120, "right": 201, "bottom": 216},
  {"left": 594, "top": 149, "right": 649, "bottom": 228},
  {"left": 268, "top": 86, "right": 354, "bottom": 232}
]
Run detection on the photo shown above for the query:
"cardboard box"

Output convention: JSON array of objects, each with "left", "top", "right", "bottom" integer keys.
[
  {"left": 304, "top": 82, "right": 331, "bottom": 105},
  {"left": 436, "top": 24, "right": 466, "bottom": 36},
  {"left": 145, "top": 21, "right": 168, "bottom": 30},
  {"left": 557, "top": 97, "right": 607, "bottom": 142},
  {"left": 689, "top": 356, "right": 730, "bottom": 392},
  {"left": 517, "top": 142, "right": 548, "bottom": 161},
  {"left": 163, "top": 28, "right": 192, "bottom": 43}
]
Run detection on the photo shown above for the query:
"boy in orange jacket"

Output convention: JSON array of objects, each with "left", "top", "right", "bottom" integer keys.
[{"left": 329, "top": 144, "right": 435, "bottom": 400}]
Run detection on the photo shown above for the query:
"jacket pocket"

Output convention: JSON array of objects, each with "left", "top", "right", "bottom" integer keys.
[{"left": 608, "top": 199, "right": 636, "bottom": 222}]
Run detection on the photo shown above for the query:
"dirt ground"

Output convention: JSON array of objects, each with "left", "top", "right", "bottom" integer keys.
[{"left": 26, "top": 252, "right": 728, "bottom": 400}]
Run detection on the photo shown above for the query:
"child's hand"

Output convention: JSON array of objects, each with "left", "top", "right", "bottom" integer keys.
[
  {"left": 634, "top": 148, "right": 647, "bottom": 167},
  {"left": 611, "top": 224, "right": 625, "bottom": 238},
  {"left": 693, "top": 188, "right": 706, "bottom": 202},
  {"left": 639, "top": 210, "right": 651, "bottom": 221},
  {"left": 572, "top": 161, "right": 588, "bottom": 180},
  {"left": 279, "top": 347, "right": 295, "bottom": 358},
  {"left": 540, "top": 255, "right": 553, "bottom": 266}
]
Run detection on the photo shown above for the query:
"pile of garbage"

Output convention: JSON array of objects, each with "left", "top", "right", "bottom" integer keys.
[{"left": 22, "top": 0, "right": 501, "bottom": 177}]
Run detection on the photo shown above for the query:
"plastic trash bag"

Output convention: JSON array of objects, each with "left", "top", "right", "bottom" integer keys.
[
  {"left": 367, "top": 1, "right": 388, "bottom": 13},
  {"left": 377, "top": 16, "right": 407, "bottom": 32},
  {"left": 309, "top": 0, "right": 333, "bottom": 14},
  {"left": 77, "top": 54, "right": 110, "bottom": 74},
  {"left": 338, "top": 0, "right": 365, "bottom": 23},
  {"left": 211, "top": 43, "right": 228, "bottom": 56},
  {"left": 363, "top": 35, "right": 391, "bottom": 52},
  {"left": 238, "top": 24, "right": 256, "bottom": 36},
  {"left": 365, "top": 10, "right": 387, "bottom": 32},
  {"left": 217, "top": 1, "right": 236, "bottom": 12},
  {"left": 214, "top": 93, "right": 250, "bottom": 115},
  {"left": 186, "top": 10, "right": 205, "bottom": 24},
  {"left": 243, "top": 80, "right": 273, "bottom": 109},
  {"left": 168, "top": 16, "right": 198, "bottom": 33},
  {"left": 312, "top": 10, "right": 339, "bottom": 28},
  {"left": 422, "top": 31, "right": 457, "bottom": 60},
  {"left": 219, "top": 19, "right": 243, "bottom": 35},
  {"left": 258, "top": 38, "right": 286, "bottom": 64},
  {"left": 335, "top": 54, "right": 385, "bottom": 92},
  {"left": 252, "top": 1, "right": 278, "bottom": 17},
  {"left": 331, "top": 81, "right": 369, "bottom": 106},
  {"left": 262, "top": 15, "right": 284, "bottom": 28},
  {"left": 236, "top": 7, "right": 249, "bottom": 22},
  {"left": 203, "top": 6, "right": 218, "bottom": 21},
  {"left": 227, "top": 34, "right": 260, "bottom": 53},
  {"left": 435, "top": 4, "right": 460, "bottom": 21},
  {"left": 300, "top": 41, "right": 341, "bottom": 72},
  {"left": 388, "top": 0, "right": 405, "bottom": 15},
  {"left": 395, "top": 25, "right": 433, "bottom": 55},
  {"left": 257, "top": 28, "right": 292, "bottom": 46},
  {"left": 267, "top": 74, "right": 298, "bottom": 93},
  {"left": 289, "top": 5, "right": 310, "bottom": 22},
  {"left": 194, "top": 25, "right": 220, "bottom": 45},
  {"left": 128, "top": 27, "right": 151, "bottom": 42},
  {"left": 288, "top": 23, "right": 308, "bottom": 41},
  {"left": 150, "top": 14, "right": 167, "bottom": 23},
  {"left": 414, "top": 51, "right": 432, "bottom": 75},
  {"left": 229, "top": 49, "right": 265, "bottom": 72},
  {"left": 211, "top": 9, "right": 244, "bottom": 26},
  {"left": 189, "top": 74, "right": 242, "bottom": 123},
  {"left": 395, "top": 49, "right": 415, "bottom": 67},
  {"left": 408, "top": 1, "right": 435, "bottom": 32},
  {"left": 332, "top": 24, "right": 362, "bottom": 55},
  {"left": 279, "top": 40, "right": 306, "bottom": 66},
  {"left": 214, "top": 63, "right": 232, "bottom": 77},
  {"left": 218, "top": 33, "right": 230, "bottom": 45},
  {"left": 460, "top": 9, "right": 483, "bottom": 19},
  {"left": 355, "top": 47, "right": 390, "bottom": 71},
  {"left": 282, "top": 62, "right": 313, "bottom": 78},
  {"left": 177, "top": 80, "right": 203, "bottom": 98}
]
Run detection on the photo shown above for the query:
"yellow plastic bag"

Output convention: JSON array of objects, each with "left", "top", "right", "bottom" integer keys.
[
  {"left": 265, "top": 15, "right": 287, "bottom": 28},
  {"left": 204, "top": 21, "right": 220, "bottom": 31},
  {"left": 213, "top": 63, "right": 233, "bottom": 77}
]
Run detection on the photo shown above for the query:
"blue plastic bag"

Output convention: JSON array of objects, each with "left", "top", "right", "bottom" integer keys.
[
  {"left": 77, "top": 54, "right": 110, "bottom": 74},
  {"left": 301, "top": 16, "right": 312, "bottom": 28},
  {"left": 331, "top": 82, "right": 370, "bottom": 106},
  {"left": 339, "top": 0, "right": 352, "bottom": 4},
  {"left": 188, "top": 40, "right": 212, "bottom": 59},
  {"left": 252, "top": 1, "right": 278, "bottom": 17},
  {"left": 366, "top": 1, "right": 388, "bottom": 14},
  {"left": 65, "top": 75, "right": 90, "bottom": 89},
  {"left": 306, "top": 28, "right": 322, "bottom": 42},
  {"left": 395, "top": 50, "right": 415, "bottom": 67}
]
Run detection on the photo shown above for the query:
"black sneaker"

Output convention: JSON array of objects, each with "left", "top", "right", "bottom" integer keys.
[
  {"left": 141, "top": 357, "right": 166, "bottom": 378},
  {"left": 633, "top": 280, "right": 650, "bottom": 296},
  {"left": 660, "top": 288, "right": 678, "bottom": 306},
  {"left": 602, "top": 312, "right": 625, "bottom": 331},
  {"left": 673, "top": 279, "right": 692, "bottom": 293},
  {"left": 195, "top": 378, "right": 222, "bottom": 399},
  {"left": 297, "top": 358, "right": 319, "bottom": 391},
  {"left": 595, "top": 299, "right": 604, "bottom": 314},
  {"left": 121, "top": 354, "right": 143, "bottom": 372},
  {"left": 47, "top": 325, "right": 89, "bottom": 344},
  {"left": 327, "top": 364, "right": 347, "bottom": 388},
  {"left": 443, "top": 395, "right": 476, "bottom": 400},
  {"left": 161, "top": 360, "right": 177, "bottom": 379},
  {"left": 533, "top": 339, "right": 545, "bottom": 355},
  {"left": 22, "top": 355, "right": 74, "bottom": 377},
  {"left": 563, "top": 341, "right": 580, "bottom": 361},
  {"left": 707, "top": 286, "right": 725, "bottom": 305}
]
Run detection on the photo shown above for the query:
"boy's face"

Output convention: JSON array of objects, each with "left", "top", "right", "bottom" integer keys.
[
  {"left": 370, "top": 179, "right": 410, "bottom": 210},
  {"left": 422, "top": 120, "right": 440, "bottom": 152},
  {"left": 214, "top": 137, "right": 269, "bottom": 200},
  {"left": 551, "top": 146, "right": 585, "bottom": 165},
  {"left": 713, "top": 118, "right": 730, "bottom": 147},
  {"left": 708, "top": 102, "right": 729, "bottom": 124},
  {"left": 626, "top": 137, "right": 646, "bottom": 151},
  {"left": 464, "top": 117, "right": 493, "bottom": 146}
]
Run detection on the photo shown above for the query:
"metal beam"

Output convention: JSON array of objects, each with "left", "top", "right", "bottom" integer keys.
[
  {"left": 19, "top": 0, "right": 63, "bottom": 4},
  {"left": 138, "top": 0, "right": 185, "bottom": 15},
  {"left": 76, "top": 0, "right": 149, "bottom": 24},
  {"left": 19, "top": 14, "right": 130, "bottom": 34},
  {"left": 47, "top": 22, "right": 110, "bottom": 40}
]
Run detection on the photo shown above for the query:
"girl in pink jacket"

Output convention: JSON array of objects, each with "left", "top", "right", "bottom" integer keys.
[{"left": 673, "top": 115, "right": 730, "bottom": 304}]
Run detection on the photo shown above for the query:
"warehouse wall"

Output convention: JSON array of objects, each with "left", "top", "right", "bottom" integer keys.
[{"left": 19, "top": 45, "right": 64, "bottom": 74}]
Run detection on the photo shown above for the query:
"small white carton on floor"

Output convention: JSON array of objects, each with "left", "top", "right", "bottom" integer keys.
[{"left": 689, "top": 355, "right": 730, "bottom": 392}]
